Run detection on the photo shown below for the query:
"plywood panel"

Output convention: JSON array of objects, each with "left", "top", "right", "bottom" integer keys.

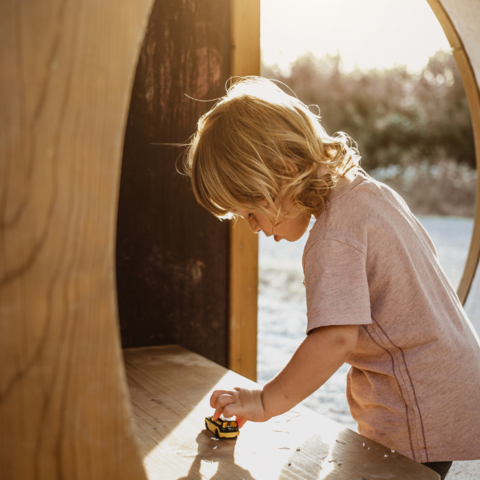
[
  {"left": 125, "top": 345, "right": 439, "bottom": 480},
  {"left": 0, "top": 0, "right": 153, "bottom": 478},
  {"left": 116, "top": 0, "right": 231, "bottom": 365}
]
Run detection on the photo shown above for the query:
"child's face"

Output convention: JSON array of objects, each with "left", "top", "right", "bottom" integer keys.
[{"left": 234, "top": 198, "right": 311, "bottom": 242}]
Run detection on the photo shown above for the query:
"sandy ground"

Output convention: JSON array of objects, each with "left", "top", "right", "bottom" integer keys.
[{"left": 258, "top": 215, "right": 479, "bottom": 478}]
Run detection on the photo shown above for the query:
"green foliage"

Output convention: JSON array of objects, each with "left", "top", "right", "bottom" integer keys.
[{"left": 262, "top": 51, "right": 475, "bottom": 171}]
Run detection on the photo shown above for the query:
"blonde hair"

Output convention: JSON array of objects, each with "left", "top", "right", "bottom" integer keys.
[{"left": 184, "top": 76, "right": 360, "bottom": 220}]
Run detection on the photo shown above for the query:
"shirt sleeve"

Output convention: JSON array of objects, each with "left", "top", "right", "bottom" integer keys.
[{"left": 304, "top": 239, "right": 372, "bottom": 333}]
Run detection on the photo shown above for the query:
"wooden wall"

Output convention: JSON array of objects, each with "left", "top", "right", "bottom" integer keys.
[{"left": 116, "top": 0, "right": 232, "bottom": 366}]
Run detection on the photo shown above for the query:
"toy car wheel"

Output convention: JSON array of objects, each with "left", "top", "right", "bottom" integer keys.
[{"left": 215, "top": 429, "right": 220, "bottom": 439}]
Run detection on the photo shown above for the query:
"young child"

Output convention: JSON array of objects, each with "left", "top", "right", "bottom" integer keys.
[{"left": 184, "top": 77, "right": 480, "bottom": 479}]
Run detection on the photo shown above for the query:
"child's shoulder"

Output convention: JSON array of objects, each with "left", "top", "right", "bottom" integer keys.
[
  {"left": 305, "top": 172, "right": 412, "bottom": 255},
  {"left": 329, "top": 171, "right": 411, "bottom": 222}
]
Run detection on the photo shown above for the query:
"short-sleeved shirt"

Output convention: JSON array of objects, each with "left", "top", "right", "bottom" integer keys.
[{"left": 302, "top": 171, "right": 480, "bottom": 462}]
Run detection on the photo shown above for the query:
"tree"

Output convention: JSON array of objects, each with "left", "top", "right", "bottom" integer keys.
[{"left": 262, "top": 51, "right": 475, "bottom": 171}]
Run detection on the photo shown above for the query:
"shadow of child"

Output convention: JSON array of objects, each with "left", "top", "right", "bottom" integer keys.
[{"left": 176, "top": 430, "right": 255, "bottom": 480}]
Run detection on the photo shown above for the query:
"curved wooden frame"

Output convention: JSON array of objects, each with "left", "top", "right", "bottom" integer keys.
[
  {"left": 1, "top": 1, "right": 261, "bottom": 476},
  {"left": 0, "top": 1, "right": 154, "bottom": 477},
  {"left": 426, "top": 0, "right": 480, "bottom": 304}
]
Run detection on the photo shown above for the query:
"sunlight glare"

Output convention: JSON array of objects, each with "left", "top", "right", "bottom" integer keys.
[{"left": 261, "top": 0, "right": 451, "bottom": 72}]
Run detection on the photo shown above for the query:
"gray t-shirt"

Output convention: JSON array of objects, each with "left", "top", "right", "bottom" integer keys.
[{"left": 303, "top": 171, "right": 480, "bottom": 462}]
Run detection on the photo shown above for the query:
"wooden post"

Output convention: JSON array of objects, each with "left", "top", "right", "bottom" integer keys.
[
  {"left": 0, "top": 1, "right": 153, "bottom": 478},
  {"left": 229, "top": 0, "right": 261, "bottom": 381}
]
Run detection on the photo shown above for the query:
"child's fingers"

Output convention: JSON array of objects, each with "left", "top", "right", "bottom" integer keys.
[
  {"left": 211, "top": 392, "right": 236, "bottom": 419},
  {"left": 236, "top": 417, "right": 247, "bottom": 428},
  {"left": 210, "top": 389, "right": 233, "bottom": 409},
  {"left": 222, "top": 403, "right": 241, "bottom": 419},
  {"left": 210, "top": 387, "right": 253, "bottom": 427}
]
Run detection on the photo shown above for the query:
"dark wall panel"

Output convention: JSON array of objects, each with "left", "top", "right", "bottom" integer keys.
[{"left": 116, "top": 0, "right": 230, "bottom": 366}]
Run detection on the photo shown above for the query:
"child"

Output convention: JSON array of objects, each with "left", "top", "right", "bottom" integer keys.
[{"left": 184, "top": 77, "right": 480, "bottom": 479}]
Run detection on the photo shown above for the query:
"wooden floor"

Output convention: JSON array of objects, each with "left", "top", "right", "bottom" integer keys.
[{"left": 124, "top": 345, "right": 439, "bottom": 480}]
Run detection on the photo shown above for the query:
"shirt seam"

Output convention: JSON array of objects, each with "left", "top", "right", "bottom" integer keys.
[
  {"left": 306, "top": 317, "right": 372, "bottom": 333},
  {"left": 362, "top": 324, "right": 417, "bottom": 461},
  {"left": 305, "top": 177, "right": 367, "bottom": 257},
  {"left": 371, "top": 316, "right": 430, "bottom": 462},
  {"left": 368, "top": 322, "right": 425, "bottom": 459},
  {"left": 325, "top": 170, "right": 367, "bottom": 205},
  {"left": 303, "top": 236, "right": 367, "bottom": 259}
]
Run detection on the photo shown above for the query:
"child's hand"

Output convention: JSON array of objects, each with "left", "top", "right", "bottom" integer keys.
[{"left": 210, "top": 387, "right": 266, "bottom": 427}]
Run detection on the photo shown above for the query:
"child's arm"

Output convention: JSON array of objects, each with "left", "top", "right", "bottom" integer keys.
[{"left": 210, "top": 324, "right": 359, "bottom": 424}]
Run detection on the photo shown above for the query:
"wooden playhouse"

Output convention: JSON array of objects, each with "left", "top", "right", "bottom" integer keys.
[{"left": 1, "top": 0, "right": 479, "bottom": 478}]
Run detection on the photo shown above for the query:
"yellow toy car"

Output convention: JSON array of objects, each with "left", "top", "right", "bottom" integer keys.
[{"left": 205, "top": 416, "right": 240, "bottom": 439}]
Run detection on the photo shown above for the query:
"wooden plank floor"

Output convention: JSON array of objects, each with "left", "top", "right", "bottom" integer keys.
[{"left": 124, "top": 346, "right": 439, "bottom": 480}]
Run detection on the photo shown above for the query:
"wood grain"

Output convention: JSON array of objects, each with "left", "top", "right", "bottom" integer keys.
[
  {"left": 426, "top": 0, "right": 480, "bottom": 304},
  {"left": 229, "top": 218, "right": 259, "bottom": 381},
  {"left": 231, "top": 0, "right": 261, "bottom": 80},
  {"left": 0, "top": 1, "right": 153, "bottom": 478},
  {"left": 125, "top": 345, "right": 439, "bottom": 480},
  {"left": 228, "top": 0, "right": 261, "bottom": 381}
]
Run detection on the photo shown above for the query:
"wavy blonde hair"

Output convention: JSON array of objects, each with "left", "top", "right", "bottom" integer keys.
[{"left": 184, "top": 77, "right": 361, "bottom": 220}]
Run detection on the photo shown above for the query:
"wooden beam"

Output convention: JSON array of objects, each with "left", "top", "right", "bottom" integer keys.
[
  {"left": 231, "top": 0, "right": 261, "bottom": 81},
  {"left": 0, "top": 1, "right": 153, "bottom": 477},
  {"left": 228, "top": 0, "right": 261, "bottom": 380},
  {"left": 426, "top": 0, "right": 480, "bottom": 304}
]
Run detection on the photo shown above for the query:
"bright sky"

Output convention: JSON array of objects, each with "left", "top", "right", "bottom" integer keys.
[{"left": 261, "top": 0, "right": 451, "bottom": 72}]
